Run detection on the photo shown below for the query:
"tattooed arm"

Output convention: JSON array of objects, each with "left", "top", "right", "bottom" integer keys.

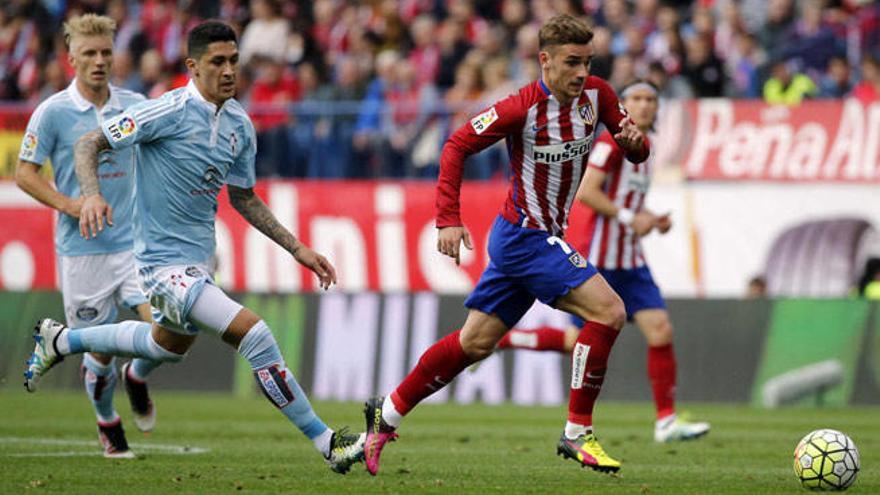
[
  {"left": 74, "top": 130, "right": 114, "bottom": 239},
  {"left": 228, "top": 185, "right": 337, "bottom": 289}
]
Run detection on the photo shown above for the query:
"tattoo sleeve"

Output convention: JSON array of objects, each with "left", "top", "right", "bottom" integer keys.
[
  {"left": 228, "top": 185, "right": 301, "bottom": 255},
  {"left": 74, "top": 130, "right": 112, "bottom": 196}
]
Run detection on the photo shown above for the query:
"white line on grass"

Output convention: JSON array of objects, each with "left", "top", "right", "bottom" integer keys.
[{"left": 0, "top": 436, "right": 209, "bottom": 457}]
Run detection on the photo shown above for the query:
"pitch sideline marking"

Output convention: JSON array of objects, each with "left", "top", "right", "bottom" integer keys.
[{"left": 0, "top": 436, "right": 209, "bottom": 457}]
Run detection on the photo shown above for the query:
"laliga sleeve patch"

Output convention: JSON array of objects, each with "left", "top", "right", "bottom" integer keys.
[
  {"left": 471, "top": 106, "right": 499, "bottom": 135},
  {"left": 588, "top": 141, "right": 613, "bottom": 169},
  {"left": 106, "top": 115, "right": 137, "bottom": 143},
  {"left": 20, "top": 132, "right": 38, "bottom": 160},
  {"left": 255, "top": 365, "right": 295, "bottom": 409}
]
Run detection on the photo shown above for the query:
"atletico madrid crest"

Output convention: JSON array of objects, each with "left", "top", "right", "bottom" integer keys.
[{"left": 578, "top": 100, "right": 595, "bottom": 126}]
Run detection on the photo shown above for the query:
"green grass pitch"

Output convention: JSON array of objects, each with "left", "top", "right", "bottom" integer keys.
[{"left": 0, "top": 391, "right": 877, "bottom": 494}]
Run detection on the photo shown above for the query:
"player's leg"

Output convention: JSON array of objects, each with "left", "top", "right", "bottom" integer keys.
[
  {"left": 25, "top": 263, "right": 200, "bottom": 391},
  {"left": 190, "top": 284, "right": 364, "bottom": 474},
  {"left": 554, "top": 273, "right": 626, "bottom": 472},
  {"left": 495, "top": 325, "right": 569, "bottom": 352},
  {"left": 111, "top": 252, "right": 162, "bottom": 432},
  {"left": 120, "top": 301, "right": 160, "bottom": 432},
  {"left": 58, "top": 253, "right": 135, "bottom": 458},
  {"left": 363, "top": 308, "right": 510, "bottom": 475},
  {"left": 25, "top": 318, "right": 192, "bottom": 391},
  {"left": 633, "top": 308, "right": 710, "bottom": 442},
  {"left": 363, "top": 256, "right": 534, "bottom": 475}
]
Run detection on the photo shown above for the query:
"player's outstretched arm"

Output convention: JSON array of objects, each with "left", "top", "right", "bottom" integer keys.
[
  {"left": 15, "top": 160, "right": 83, "bottom": 218},
  {"left": 227, "top": 185, "right": 337, "bottom": 289},
  {"left": 74, "top": 129, "right": 114, "bottom": 239}
]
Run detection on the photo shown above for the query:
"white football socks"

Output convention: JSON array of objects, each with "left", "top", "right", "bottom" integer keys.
[
  {"left": 564, "top": 421, "right": 593, "bottom": 440},
  {"left": 381, "top": 397, "right": 403, "bottom": 428},
  {"left": 313, "top": 428, "right": 334, "bottom": 457}
]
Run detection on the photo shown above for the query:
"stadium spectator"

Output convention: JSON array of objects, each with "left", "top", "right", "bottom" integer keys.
[
  {"left": 727, "top": 32, "right": 764, "bottom": 98},
  {"left": 609, "top": 53, "right": 636, "bottom": 91},
  {"left": 778, "top": 0, "right": 842, "bottom": 79},
  {"left": 681, "top": 34, "right": 725, "bottom": 97},
  {"left": 4, "top": 0, "right": 880, "bottom": 179},
  {"left": 647, "top": 60, "right": 693, "bottom": 99},
  {"left": 382, "top": 57, "right": 439, "bottom": 177},
  {"left": 302, "top": 56, "right": 366, "bottom": 178},
  {"left": 436, "top": 19, "right": 473, "bottom": 90},
  {"left": 819, "top": 55, "right": 853, "bottom": 99},
  {"left": 250, "top": 55, "right": 300, "bottom": 177},
  {"left": 759, "top": 0, "right": 797, "bottom": 57},
  {"left": 852, "top": 53, "right": 880, "bottom": 104},
  {"left": 353, "top": 49, "right": 399, "bottom": 176},
  {"left": 239, "top": 0, "right": 288, "bottom": 66},
  {"left": 408, "top": 15, "right": 440, "bottom": 87},
  {"left": 589, "top": 25, "right": 615, "bottom": 80},
  {"left": 763, "top": 59, "right": 818, "bottom": 105},
  {"left": 644, "top": 5, "right": 684, "bottom": 75}
]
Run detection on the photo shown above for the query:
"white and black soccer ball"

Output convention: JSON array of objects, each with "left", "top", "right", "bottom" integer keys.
[{"left": 794, "top": 429, "right": 860, "bottom": 491}]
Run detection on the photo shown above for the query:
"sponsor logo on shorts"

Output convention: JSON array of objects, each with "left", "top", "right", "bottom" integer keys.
[
  {"left": 569, "top": 252, "right": 587, "bottom": 268},
  {"left": 76, "top": 306, "right": 99, "bottom": 322},
  {"left": 20, "top": 132, "right": 38, "bottom": 160},
  {"left": 185, "top": 266, "right": 203, "bottom": 278},
  {"left": 256, "top": 366, "right": 294, "bottom": 409},
  {"left": 571, "top": 343, "right": 590, "bottom": 389}
]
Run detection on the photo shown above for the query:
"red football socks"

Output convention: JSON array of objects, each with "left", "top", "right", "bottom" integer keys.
[
  {"left": 567, "top": 321, "right": 620, "bottom": 426},
  {"left": 496, "top": 327, "right": 567, "bottom": 352},
  {"left": 647, "top": 343, "right": 676, "bottom": 419},
  {"left": 390, "top": 329, "right": 474, "bottom": 415}
]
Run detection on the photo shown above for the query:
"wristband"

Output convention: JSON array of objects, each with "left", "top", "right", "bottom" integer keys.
[{"left": 616, "top": 208, "right": 635, "bottom": 225}]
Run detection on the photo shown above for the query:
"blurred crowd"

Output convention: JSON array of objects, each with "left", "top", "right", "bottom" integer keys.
[{"left": 2, "top": 0, "right": 880, "bottom": 178}]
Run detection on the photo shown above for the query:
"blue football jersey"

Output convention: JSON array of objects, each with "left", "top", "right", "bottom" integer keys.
[
  {"left": 100, "top": 80, "right": 257, "bottom": 267},
  {"left": 19, "top": 80, "right": 145, "bottom": 256}
]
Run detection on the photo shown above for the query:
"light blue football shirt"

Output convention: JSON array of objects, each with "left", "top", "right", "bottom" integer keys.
[
  {"left": 101, "top": 80, "right": 257, "bottom": 268},
  {"left": 19, "top": 80, "right": 145, "bottom": 256}
]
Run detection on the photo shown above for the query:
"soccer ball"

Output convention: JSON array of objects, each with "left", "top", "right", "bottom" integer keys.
[{"left": 793, "top": 429, "right": 860, "bottom": 491}]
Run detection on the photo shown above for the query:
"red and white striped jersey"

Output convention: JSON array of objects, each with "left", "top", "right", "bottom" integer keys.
[
  {"left": 584, "top": 130, "right": 655, "bottom": 270},
  {"left": 436, "top": 77, "right": 649, "bottom": 237}
]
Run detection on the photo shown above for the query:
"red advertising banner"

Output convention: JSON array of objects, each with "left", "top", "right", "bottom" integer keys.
[
  {"left": 0, "top": 181, "right": 594, "bottom": 292},
  {"left": 674, "top": 99, "right": 880, "bottom": 182}
]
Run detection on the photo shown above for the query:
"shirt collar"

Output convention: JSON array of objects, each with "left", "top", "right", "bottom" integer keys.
[
  {"left": 68, "top": 79, "right": 123, "bottom": 112},
  {"left": 538, "top": 79, "right": 552, "bottom": 96},
  {"left": 186, "top": 79, "right": 227, "bottom": 113}
]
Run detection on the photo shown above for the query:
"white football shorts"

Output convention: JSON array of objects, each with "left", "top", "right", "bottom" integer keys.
[{"left": 58, "top": 250, "right": 148, "bottom": 329}]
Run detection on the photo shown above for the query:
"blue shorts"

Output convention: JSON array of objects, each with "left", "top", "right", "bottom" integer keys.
[
  {"left": 570, "top": 265, "right": 666, "bottom": 327},
  {"left": 465, "top": 215, "right": 598, "bottom": 328}
]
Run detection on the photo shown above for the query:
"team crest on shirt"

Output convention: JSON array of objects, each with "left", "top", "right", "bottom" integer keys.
[
  {"left": 568, "top": 252, "right": 587, "bottom": 268},
  {"left": 107, "top": 115, "right": 137, "bottom": 142},
  {"left": 578, "top": 100, "right": 595, "bottom": 126},
  {"left": 202, "top": 166, "right": 222, "bottom": 187},
  {"left": 471, "top": 106, "right": 499, "bottom": 135},
  {"left": 20, "top": 132, "right": 38, "bottom": 160}
]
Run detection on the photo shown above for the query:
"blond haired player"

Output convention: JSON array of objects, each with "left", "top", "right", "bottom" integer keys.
[{"left": 17, "top": 14, "right": 157, "bottom": 458}]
